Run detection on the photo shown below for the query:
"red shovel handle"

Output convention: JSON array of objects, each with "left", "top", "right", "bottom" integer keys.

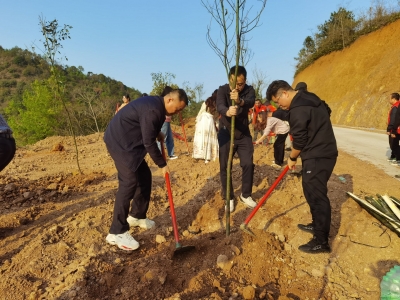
[
  {"left": 161, "top": 141, "right": 181, "bottom": 245},
  {"left": 243, "top": 165, "right": 289, "bottom": 226}
]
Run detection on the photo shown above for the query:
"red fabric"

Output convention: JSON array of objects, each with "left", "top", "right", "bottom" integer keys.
[
  {"left": 251, "top": 104, "right": 267, "bottom": 124},
  {"left": 266, "top": 104, "right": 277, "bottom": 113}
]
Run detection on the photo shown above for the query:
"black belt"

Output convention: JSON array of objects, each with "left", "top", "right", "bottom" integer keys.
[{"left": 0, "top": 133, "right": 13, "bottom": 139}]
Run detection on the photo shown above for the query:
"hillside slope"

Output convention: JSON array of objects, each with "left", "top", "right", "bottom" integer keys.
[{"left": 294, "top": 19, "right": 400, "bottom": 130}]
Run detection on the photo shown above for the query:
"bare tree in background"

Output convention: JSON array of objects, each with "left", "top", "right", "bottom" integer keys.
[
  {"left": 251, "top": 66, "right": 268, "bottom": 100},
  {"left": 202, "top": 0, "right": 267, "bottom": 236}
]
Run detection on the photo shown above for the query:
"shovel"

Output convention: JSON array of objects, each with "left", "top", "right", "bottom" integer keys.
[
  {"left": 240, "top": 165, "right": 289, "bottom": 236},
  {"left": 161, "top": 141, "right": 195, "bottom": 255}
]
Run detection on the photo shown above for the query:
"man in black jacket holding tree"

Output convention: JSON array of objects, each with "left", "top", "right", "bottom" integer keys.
[
  {"left": 266, "top": 80, "right": 338, "bottom": 254},
  {"left": 217, "top": 66, "right": 256, "bottom": 212}
]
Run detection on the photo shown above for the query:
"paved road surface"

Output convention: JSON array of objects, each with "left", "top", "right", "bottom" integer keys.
[{"left": 333, "top": 126, "right": 400, "bottom": 178}]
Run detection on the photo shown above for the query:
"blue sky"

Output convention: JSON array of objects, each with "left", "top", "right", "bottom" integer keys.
[{"left": 1, "top": 0, "right": 398, "bottom": 100}]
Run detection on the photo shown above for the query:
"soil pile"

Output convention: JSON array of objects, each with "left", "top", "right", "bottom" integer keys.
[{"left": 0, "top": 121, "right": 399, "bottom": 300}]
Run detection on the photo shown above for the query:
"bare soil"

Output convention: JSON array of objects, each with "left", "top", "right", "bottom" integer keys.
[{"left": 0, "top": 120, "right": 399, "bottom": 300}]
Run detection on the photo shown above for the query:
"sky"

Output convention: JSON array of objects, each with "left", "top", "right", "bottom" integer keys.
[{"left": 1, "top": 0, "right": 399, "bottom": 100}]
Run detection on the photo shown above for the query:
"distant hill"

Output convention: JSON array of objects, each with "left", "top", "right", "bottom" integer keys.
[
  {"left": 293, "top": 18, "right": 400, "bottom": 130},
  {"left": 0, "top": 46, "right": 142, "bottom": 112}
]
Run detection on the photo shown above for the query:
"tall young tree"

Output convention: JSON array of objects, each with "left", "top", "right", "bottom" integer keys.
[
  {"left": 39, "top": 16, "right": 82, "bottom": 173},
  {"left": 202, "top": 0, "right": 267, "bottom": 235}
]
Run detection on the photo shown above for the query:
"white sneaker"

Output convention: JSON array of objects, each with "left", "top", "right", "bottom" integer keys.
[
  {"left": 239, "top": 194, "right": 257, "bottom": 208},
  {"left": 169, "top": 155, "right": 178, "bottom": 160},
  {"left": 225, "top": 199, "right": 235, "bottom": 212},
  {"left": 127, "top": 216, "right": 156, "bottom": 229},
  {"left": 106, "top": 231, "right": 139, "bottom": 251},
  {"left": 271, "top": 163, "right": 282, "bottom": 170}
]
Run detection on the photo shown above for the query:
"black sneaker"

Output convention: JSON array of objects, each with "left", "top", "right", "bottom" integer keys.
[
  {"left": 297, "top": 223, "right": 314, "bottom": 234},
  {"left": 298, "top": 237, "right": 331, "bottom": 254}
]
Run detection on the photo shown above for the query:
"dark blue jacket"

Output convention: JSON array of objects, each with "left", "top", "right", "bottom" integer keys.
[{"left": 104, "top": 96, "right": 167, "bottom": 172}]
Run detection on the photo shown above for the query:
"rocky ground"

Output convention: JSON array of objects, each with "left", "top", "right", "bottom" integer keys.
[{"left": 0, "top": 119, "right": 399, "bottom": 300}]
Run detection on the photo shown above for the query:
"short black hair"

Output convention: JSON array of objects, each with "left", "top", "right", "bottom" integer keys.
[
  {"left": 175, "top": 88, "right": 189, "bottom": 105},
  {"left": 229, "top": 65, "right": 247, "bottom": 79},
  {"left": 266, "top": 80, "right": 293, "bottom": 101},
  {"left": 160, "top": 86, "right": 173, "bottom": 97},
  {"left": 391, "top": 93, "right": 400, "bottom": 100}
]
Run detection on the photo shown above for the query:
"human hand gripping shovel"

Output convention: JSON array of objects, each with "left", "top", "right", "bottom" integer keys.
[
  {"left": 160, "top": 140, "right": 195, "bottom": 256},
  {"left": 240, "top": 165, "right": 290, "bottom": 236}
]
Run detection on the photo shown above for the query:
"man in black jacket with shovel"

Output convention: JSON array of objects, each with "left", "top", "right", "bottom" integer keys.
[
  {"left": 217, "top": 66, "right": 256, "bottom": 212},
  {"left": 104, "top": 89, "right": 188, "bottom": 251},
  {"left": 266, "top": 80, "right": 338, "bottom": 254}
]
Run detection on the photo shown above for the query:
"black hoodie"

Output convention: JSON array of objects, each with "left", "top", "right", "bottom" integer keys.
[{"left": 289, "top": 90, "right": 338, "bottom": 161}]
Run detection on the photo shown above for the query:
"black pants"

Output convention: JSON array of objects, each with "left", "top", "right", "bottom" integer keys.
[
  {"left": 302, "top": 157, "right": 336, "bottom": 243},
  {"left": 108, "top": 150, "right": 152, "bottom": 234},
  {"left": 389, "top": 135, "right": 398, "bottom": 159},
  {"left": 274, "top": 133, "right": 288, "bottom": 165},
  {"left": 394, "top": 134, "right": 400, "bottom": 160},
  {"left": 0, "top": 137, "right": 16, "bottom": 172},
  {"left": 218, "top": 127, "right": 254, "bottom": 199}
]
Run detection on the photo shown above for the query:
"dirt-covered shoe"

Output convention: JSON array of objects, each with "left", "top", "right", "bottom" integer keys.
[
  {"left": 298, "top": 237, "right": 331, "bottom": 254},
  {"left": 225, "top": 199, "right": 235, "bottom": 212},
  {"left": 388, "top": 157, "right": 397, "bottom": 162},
  {"left": 127, "top": 216, "right": 155, "bottom": 229},
  {"left": 271, "top": 163, "right": 282, "bottom": 170},
  {"left": 106, "top": 231, "right": 140, "bottom": 251},
  {"left": 239, "top": 194, "right": 257, "bottom": 208},
  {"left": 297, "top": 223, "right": 314, "bottom": 234}
]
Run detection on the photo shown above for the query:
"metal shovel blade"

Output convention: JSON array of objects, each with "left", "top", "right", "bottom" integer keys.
[
  {"left": 240, "top": 223, "right": 256, "bottom": 237},
  {"left": 173, "top": 244, "right": 196, "bottom": 256}
]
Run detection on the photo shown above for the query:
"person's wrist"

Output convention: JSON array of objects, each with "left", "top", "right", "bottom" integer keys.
[{"left": 289, "top": 156, "right": 297, "bottom": 162}]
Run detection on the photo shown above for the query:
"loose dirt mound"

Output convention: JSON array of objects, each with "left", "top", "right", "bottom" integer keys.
[{"left": 0, "top": 121, "right": 399, "bottom": 300}]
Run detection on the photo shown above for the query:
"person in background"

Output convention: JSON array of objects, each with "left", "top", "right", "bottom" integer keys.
[
  {"left": 264, "top": 99, "right": 277, "bottom": 114},
  {"left": 253, "top": 110, "right": 267, "bottom": 145},
  {"left": 104, "top": 88, "right": 188, "bottom": 251},
  {"left": 159, "top": 86, "right": 178, "bottom": 160},
  {"left": 0, "top": 114, "right": 16, "bottom": 172},
  {"left": 116, "top": 93, "right": 131, "bottom": 113},
  {"left": 387, "top": 93, "right": 400, "bottom": 163},
  {"left": 250, "top": 99, "right": 267, "bottom": 142},
  {"left": 267, "top": 80, "right": 337, "bottom": 254},
  {"left": 392, "top": 97, "right": 400, "bottom": 167},
  {"left": 295, "top": 82, "right": 307, "bottom": 92},
  {"left": 217, "top": 65, "right": 256, "bottom": 212},
  {"left": 192, "top": 90, "right": 219, "bottom": 163},
  {"left": 255, "top": 109, "right": 289, "bottom": 169}
]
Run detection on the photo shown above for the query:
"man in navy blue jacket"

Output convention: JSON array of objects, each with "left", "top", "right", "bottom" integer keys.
[
  {"left": 217, "top": 66, "right": 256, "bottom": 212},
  {"left": 267, "top": 80, "right": 338, "bottom": 254},
  {"left": 104, "top": 89, "right": 188, "bottom": 251}
]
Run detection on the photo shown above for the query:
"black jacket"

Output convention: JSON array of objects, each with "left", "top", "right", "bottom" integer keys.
[
  {"left": 217, "top": 83, "right": 255, "bottom": 139},
  {"left": 104, "top": 96, "right": 167, "bottom": 172},
  {"left": 388, "top": 104, "right": 399, "bottom": 133},
  {"left": 272, "top": 108, "right": 289, "bottom": 121},
  {"left": 289, "top": 90, "right": 338, "bottom": 161}
]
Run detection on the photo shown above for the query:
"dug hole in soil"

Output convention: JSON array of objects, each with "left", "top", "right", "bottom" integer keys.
[{"left": 0, "top": 119, "right": 399, "bottom": 300}]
